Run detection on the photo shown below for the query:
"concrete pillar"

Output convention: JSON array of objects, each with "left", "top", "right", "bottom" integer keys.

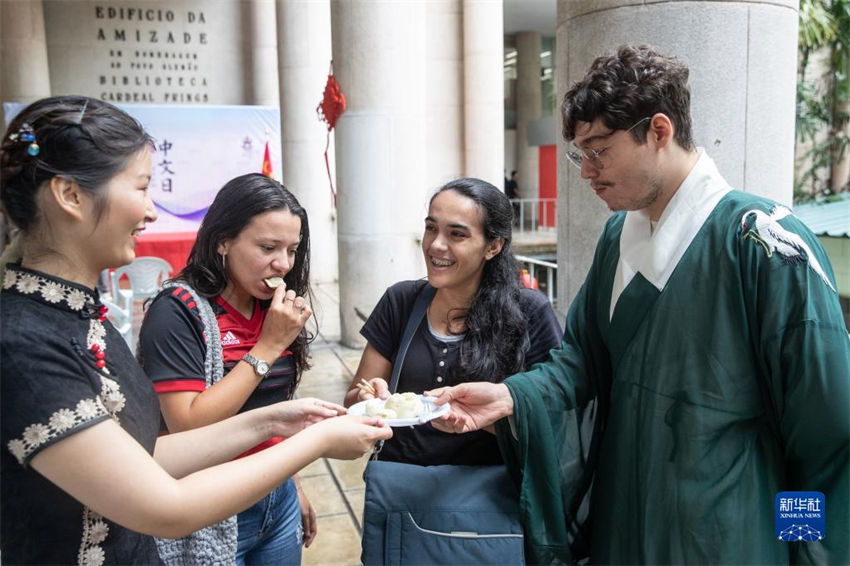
[
  {"left": 331, "top": 0, "right": 428, "bottom": 347},
  {"left": 277, "top": 0, "right": 337, "bottom": 289},
  {"left": 425, "top": 0, "right": 464, "bottom": 190},
  {"left": 555, "top": 0, "right": 799, "bottom": 317},
  {"left": 246, "top": 0, "right": 280, "bottom": 106},
  {"left": 515, "top": 31, "right": 541, "bottom": 203},
  {"left": 0, "top": 0, "right": 51, "bottom": 125},
  {"left": 462, "top": 0, "right": 504, "bottom": 187}
]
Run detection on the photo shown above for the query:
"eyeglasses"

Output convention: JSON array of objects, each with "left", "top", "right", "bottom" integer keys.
[{"left": 565, "top": 117, "right": 650, "bottom": 170}]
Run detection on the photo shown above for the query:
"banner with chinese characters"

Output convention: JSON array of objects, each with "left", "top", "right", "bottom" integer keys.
[{"left": 3, "top": 103, "right": 281, "bottom": 234}]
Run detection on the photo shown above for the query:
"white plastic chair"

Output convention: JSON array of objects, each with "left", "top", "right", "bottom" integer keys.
[
  {"left": 110, "top": 256, "right": 173, "bottom": 316},
  {"left": 101, "top": 296, "right": 134, "bottom": 350}
]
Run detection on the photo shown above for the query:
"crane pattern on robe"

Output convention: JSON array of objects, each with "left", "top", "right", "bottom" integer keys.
[{"left": 740, "top": 204, "right": 837, "bottom": 293}]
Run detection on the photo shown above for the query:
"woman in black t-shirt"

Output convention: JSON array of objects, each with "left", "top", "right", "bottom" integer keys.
[
  {"left": 0, "top": 96, "right": 391, "bottom": 566},
  {"left": 343, "top": 178, "right": 561, "bottom": 465}
]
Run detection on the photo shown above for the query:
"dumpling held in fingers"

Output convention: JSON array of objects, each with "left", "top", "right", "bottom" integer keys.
[{"left": 264, "top": 276, "right": 285, "bottom": 289}]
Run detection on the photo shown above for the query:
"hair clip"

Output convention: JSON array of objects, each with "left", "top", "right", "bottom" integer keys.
[
  {"left": 78, "top": 100, "right": 89, "bottom": 124},
  {"left": 8, "top": 123, "right": 39, "bottom": 156}
]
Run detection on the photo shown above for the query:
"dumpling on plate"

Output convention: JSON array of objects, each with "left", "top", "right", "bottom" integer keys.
[
  {"left": 364, "top": 398, "right": 384, "bottom": 417},
  {"left": 384, "top": 392, "right": 423, "bottom": 419},
  {"left": 375, "top": 408, "right": 397, "bottom": 419}
]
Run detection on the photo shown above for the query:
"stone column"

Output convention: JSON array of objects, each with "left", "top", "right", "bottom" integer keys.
[
  {"left": 462, "top": 0, "right": 504, "bottom": 187},
  {"left": 0, "top": 0, "right": 51, "bottom": 125},
  {"left": 331, "top": 0, "right": 428, "bottom": 347},
  {"left": 246, "top": 0, "right": 280, "bottom": 106},
  {"left": 425, "top": 0, "right": 464, "bottom": 189},
  {"left": 515, "top": 31, "right": 541, "bottom": 203},
  {"left": 277, "top": 0, "right": 337, "bottom": 288},
  {"left": 555, "top": 0, "right": 799, "bottom": 317}
]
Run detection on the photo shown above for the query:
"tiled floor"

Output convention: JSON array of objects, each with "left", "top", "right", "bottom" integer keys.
[
  {"left": 124, "top": 281, "right": 367, "bottom": 565},
  {"left": 297, "top": 281, "right": 369, "bottom": 566}
]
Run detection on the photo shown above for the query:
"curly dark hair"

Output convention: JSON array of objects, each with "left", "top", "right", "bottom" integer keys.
[
  {"left": 1, "top": 96, "right": 152, "bottom": 233},
  {"left": 431, "top": 178, "right": 529, "bottom": 381},
  {"left": 561, "top": 44, "right": 694, "bottom": 150},
  {"left": 175, "top": 173, "right": 314, "bottom": 381}
]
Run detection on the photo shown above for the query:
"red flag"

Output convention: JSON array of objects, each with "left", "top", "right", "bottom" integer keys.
[{"left": 261, "top": 141, "right": 273, "bottom": 178}]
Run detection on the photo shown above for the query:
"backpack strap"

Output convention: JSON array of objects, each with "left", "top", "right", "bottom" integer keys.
[
  {"left": 388, "top": 283, "right": 437, "bottom": 394},
  {"left": 372, "top": 282, "right": 436, "bottom": 459}
]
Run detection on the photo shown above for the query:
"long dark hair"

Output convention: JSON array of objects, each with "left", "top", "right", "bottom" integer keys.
[
  {"left": 177, "top": 173, "right": 313, "bottom": 379},
  {"left": 431, "top": 178, "right": 529, "bottom": 381}
]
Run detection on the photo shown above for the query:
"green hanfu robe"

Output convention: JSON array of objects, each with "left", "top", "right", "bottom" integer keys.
[{"left": 496, "top": 152, "right": 850, "bottom": 565}]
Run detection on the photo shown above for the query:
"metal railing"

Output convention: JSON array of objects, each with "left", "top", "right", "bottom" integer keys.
[
  {"left": 510, "top": 198, "right": 557, "bottom": 233},
  {"left": 515, "top": 253, "right": 558, "bottom": 306}
]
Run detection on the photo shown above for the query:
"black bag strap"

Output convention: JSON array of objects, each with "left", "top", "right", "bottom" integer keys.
[
  {"left": 372, "top": 282, "right": 435, "bottom": 459},
  {"left": 388, "top": 282, "right": 436, "bottom": 394}
]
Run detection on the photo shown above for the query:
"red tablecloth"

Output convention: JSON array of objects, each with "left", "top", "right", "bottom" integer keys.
[{"left": 134, "top": 231, "right": 197, "bottom": 273}]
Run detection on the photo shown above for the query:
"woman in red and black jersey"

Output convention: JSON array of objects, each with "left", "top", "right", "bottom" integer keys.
[{"left": 140, "top": 173, "right": 319, "bottom": 565}]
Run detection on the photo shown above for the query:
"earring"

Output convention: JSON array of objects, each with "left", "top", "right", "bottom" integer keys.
[{"left": 221, "top": 254, "right": 227, "bottom": 271}]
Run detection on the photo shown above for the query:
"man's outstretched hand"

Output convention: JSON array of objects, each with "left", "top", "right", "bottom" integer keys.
[{"left": 426, "top": 382, "right": 514, "bottom": 434}]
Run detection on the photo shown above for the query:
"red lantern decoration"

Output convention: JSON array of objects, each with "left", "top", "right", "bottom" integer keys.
[{"left": 316, "top": 61, "right": 346, "bottom": 207}]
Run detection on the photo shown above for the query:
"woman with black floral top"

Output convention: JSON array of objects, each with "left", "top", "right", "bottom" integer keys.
[{"left": 0, "top": 96, "right": 391, "bottom": 566}]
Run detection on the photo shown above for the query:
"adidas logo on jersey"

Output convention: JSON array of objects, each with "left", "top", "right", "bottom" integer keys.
[{"left": 221, "top": 331, "right": 240, "bottom": 346}]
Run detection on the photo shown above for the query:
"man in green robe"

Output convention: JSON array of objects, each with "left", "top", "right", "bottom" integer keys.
[{"left": 429, "top": 45, "right": 849, "bottom": 565}]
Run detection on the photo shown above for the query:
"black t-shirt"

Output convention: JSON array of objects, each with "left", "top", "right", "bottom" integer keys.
[
  {"left": 1, "top": 265, "right": 162, "bottom": 565},
  {"left": 361, "top": 279, "right": 562, "bottom": 466}
]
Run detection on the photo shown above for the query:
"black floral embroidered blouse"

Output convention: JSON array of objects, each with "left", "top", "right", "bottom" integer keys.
[{"left": 1, "top": 264, "right": 162, "bottom": 565}]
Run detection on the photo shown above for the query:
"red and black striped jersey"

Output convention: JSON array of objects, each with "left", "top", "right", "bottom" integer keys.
[{"left": 139, "top": 286, "right": 297, "bottom": 424}]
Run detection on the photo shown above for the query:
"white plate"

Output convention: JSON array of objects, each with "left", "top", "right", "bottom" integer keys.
[{"left": 348, "top": 394, "right": 451, "bottom": 427}]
